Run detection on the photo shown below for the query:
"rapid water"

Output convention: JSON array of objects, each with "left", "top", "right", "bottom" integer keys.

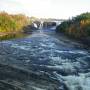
[{"left": 0, "top": 28, "right": 90, "bottom": 90}]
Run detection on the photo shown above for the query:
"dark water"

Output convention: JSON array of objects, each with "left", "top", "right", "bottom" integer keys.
[
  {"left": 0, "top": 32, "right": 28, "bottom": 41},
  {"left": 0, "top": 28, "right": 90, "bottom": 90}
]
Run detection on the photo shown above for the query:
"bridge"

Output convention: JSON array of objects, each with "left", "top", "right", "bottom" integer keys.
[{"left": 31, "top": 19, "right": 65, "bottom": 29}]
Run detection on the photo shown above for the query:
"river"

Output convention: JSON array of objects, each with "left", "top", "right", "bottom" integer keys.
[{"left": 0, "top": 27, "right": 90, "bottom": 90}]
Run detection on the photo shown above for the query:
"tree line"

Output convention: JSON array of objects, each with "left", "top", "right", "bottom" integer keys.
[
  {"left": 0, "top": 12, "right": 30, "bottom": 33},
  {"left": 56, "top": 13, "right": 90, "bottom": 39}
]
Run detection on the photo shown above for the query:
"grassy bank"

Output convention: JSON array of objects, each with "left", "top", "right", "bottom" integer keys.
[
  {"left": 0, "top": 12, "right": 31, "bottom": 40},
  {"left": 56, "top": 12, "right": 90, "bottom": 46}
]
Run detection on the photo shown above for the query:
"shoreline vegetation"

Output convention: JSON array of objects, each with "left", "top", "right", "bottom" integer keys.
[
  {"left": 56, "top": 12, "right": 90, "bottom": 47},
  {"left": 0, "top": 12, "right": 32, "bottom": 40},
  {"left": 0, "top": 11, "right": 90, "bottom": 48}
]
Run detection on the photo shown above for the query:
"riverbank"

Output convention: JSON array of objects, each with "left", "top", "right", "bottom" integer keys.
[
  {"left": 43, "top": 28, "right": 90, "bottom": 50},
  {"left": 56, "top": 13, "right": 90, "bottom": 48},
  {"left": 0, "top": 31, "right": 28, "bottom": 41},
  {"left": 0, "top": 12, "right": 31, "bottom": 40},
  {"left": 0, "top": 24, "right": 35, "bottom": 41},
  {"left": 56, "top": 32, "right": 90, "bottom": 50}
]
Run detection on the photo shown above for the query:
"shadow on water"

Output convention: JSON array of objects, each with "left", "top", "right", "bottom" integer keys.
[
  {"left": 0, "top": 24, "right": 38, "bottom": 41},
  {"left": 0, "top": 33, "right": 29, "bottom": 41}
]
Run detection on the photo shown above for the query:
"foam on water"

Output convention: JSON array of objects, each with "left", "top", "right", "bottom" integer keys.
[
  {"left": 53, "top": 72, "right": 90, "bottom": 90},
  {"left": 11, "top": 44, "right": 30, "bottom": 51},
  {"left": 0, "top": 30, "right": 90, "bottom": 90},
  {"left": 55, "top": 50, "right": 88, "bottom": 55}
]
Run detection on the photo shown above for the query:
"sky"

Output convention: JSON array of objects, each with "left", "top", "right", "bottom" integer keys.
[{"left": 0, "top": 0, "right": 90, "bottom": 19}]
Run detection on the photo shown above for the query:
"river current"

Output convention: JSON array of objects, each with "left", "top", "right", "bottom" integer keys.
[{"left": 0, "top": 28, "right": 90, "bottom": 90}]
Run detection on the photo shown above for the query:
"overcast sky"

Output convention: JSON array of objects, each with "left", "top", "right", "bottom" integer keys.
[{"left": 0, "top": 0, "right": 90, "bottom": 19}]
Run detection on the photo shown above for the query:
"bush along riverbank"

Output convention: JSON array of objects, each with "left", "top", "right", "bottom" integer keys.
[
  {"left": 0, "top": 12, "right": 32, "bottom": 40},
  {"left": 56, "top": 12, "right": 90, "bottom": 46}
]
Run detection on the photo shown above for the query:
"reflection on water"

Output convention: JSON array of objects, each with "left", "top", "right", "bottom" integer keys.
[{"left": 0, "top": 32, "right": 29, "bottom": 41}]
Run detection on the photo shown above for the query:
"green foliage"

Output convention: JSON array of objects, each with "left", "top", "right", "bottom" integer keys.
[
  {"left": 74, "top": 12, "right": 90, "bottom": 22},
  {"left": 0, "top": 12, "right": 29, "bottom": 33},
  {"left": 56, "top": 21, "right": 71, "bottom": 33},
  {"left": 56, "top": 12, "right": 90, "bottom": 38}
]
